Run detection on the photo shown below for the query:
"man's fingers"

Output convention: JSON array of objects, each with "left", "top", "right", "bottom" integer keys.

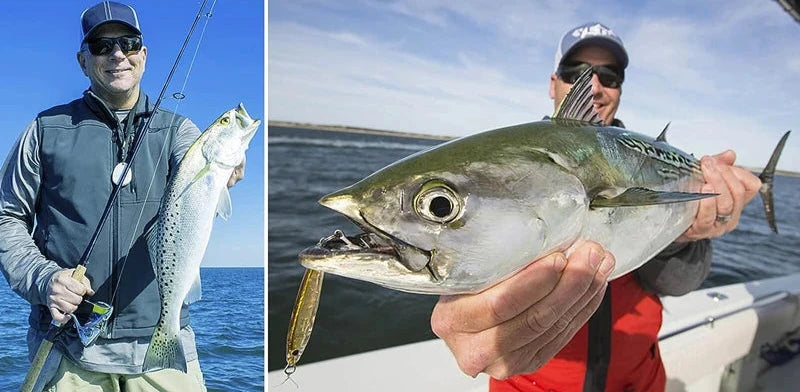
[
  {"left": 50, "top": 297, "right": 79, "bottom": 315},
  {"left": 717, "top": 165, "right": 746, "bottom": 220},
  {"left": 444, "top": 244, "right": 614, "bottom": 377},
  {"left": 48, "top": 292, "right": 80, "bottom": 324},
  {"left": 729, "top": 166, "right": 762, "bottom": 200},
  {"left": 47, "top": 268, "right": 94, "bottom": 322},
  {"left": 712, "top": 149, "right": 736, "bottom": 166},
  {"left": 52, "top": 269, "right": 93, "bottom": 297},
  {"left": 48, "top": 287, "right": 83, "bottom": 308},
  {"left": 81, "top": 276, "right": 96, "bottom": 296},
  {"left": 432, "top": 252, "right": 566, "bottom": 334},
  {"left": 693, "top": 183, "right": 718, "bottom": 233},
  {"left": 227, "top": 157, "right": 247, "bottom": 187},
  {"left": 702, "top": 157, "right": 733, "bottom": 216},
  {"left": 483, "top": 251, "right": 613, "bottom": 379},
  {"left": 515, "top": 246, "right": 609, "bottom": 342},
  {"left": 49, "top": 306, "right": 70, "bottom": 324}
]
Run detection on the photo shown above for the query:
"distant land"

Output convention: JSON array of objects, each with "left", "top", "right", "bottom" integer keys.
[
  {"left": 268, "top": 120, "right": 800, "bottom": 178},
  {"left": 268, "top": 120, "right": 454, "bottom": 141}
]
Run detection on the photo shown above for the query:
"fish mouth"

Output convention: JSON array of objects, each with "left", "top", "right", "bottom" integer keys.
[
  {"left": 299, "top": 222, "right": 440, "bottom": 283},
  {"left": 300, "top": 230, "right": 398, "bottom": 260},
  {"left": 299, "top": 191, "right": 441, "bottom": 285},
  {"left": 234, "top": 103, "right": 261, "bottom": 138},
  {"left": 300, "top": 188, "right": 448, "bottom": 294}
]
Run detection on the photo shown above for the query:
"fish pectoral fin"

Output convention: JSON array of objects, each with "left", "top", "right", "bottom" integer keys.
[
  {"left": 216, "top": 187, "right": 232, "bottom": 220},
  {"left": 183, "top": 272, "right": 202, "bottom": 305},
  {"left": 590, "top": 187, "right": 717, "bottom": 208},
  {"left": 176, "top": 163, "right": 213, "bottom": 200},
  {"left": 552, "top": 67, "right": 603, "bottom": 125}
]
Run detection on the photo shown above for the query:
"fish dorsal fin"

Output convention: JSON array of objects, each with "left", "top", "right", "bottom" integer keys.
[
  {"left": 656, "top": 122, "right": 671, "bottom": 142},
  {"left": 216, "top": 187, "right": 232, "bottom": 220},
  {"left": 590, "top": 187, "right": 717, "bottom": 208},
  {"left": 552, "top": 67, "right": 602, "bottom": 125},
  {"left": 183, "top": 272, "right": 202, "bottom": 305}
]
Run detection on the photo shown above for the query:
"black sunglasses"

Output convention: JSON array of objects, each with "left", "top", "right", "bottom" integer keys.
[
  {"left": 85, "top": 35, "right": 143, "bottom": 56},
  {"left": 557, "top": 61, "right": 624, "bottom": 89}
]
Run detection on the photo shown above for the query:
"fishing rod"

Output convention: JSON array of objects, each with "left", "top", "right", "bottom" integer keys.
[{"left": 21, "top": 1, "right": 211, "bottom": 391}]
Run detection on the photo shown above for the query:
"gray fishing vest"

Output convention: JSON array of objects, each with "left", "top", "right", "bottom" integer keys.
[{"left": 29, "top": 91, "right": 191, "bottom": 339}]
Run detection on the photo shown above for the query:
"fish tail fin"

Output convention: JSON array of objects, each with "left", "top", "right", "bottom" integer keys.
[
  {"left": 142, "top": 318, "right": 187, "bottom": 373},
  {"left": 758, "top": 131, "right": 791, "bottom": 234}
]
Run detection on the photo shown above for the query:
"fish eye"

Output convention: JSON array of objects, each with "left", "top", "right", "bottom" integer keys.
[
  {"left": 220, "top": 117, "right": 230, "bottom": 125},
  {"left": 414, "top": 182, "right": 462, "bottom": 223}
]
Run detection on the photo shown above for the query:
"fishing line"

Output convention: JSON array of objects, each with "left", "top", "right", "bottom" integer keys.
[{"left": 109, "top": 0, "right": 218, "bottom": 306}]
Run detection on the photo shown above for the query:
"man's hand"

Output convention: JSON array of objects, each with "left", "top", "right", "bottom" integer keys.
[
  {"left": 677, "top": 150, "right": 761, "bottom": 242},
  {"left": 430, "top": 242, "right": 615, "bottom": 380},
  {"left": 227, "top": 156, "right": 246, "bottom": 188},
  {"left": 46, "top": 269, "right": 95, "bottom": 324}
]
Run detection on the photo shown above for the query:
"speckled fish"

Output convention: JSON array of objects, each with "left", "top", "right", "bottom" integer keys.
[
  {"left": 300, "top": 68, "right": 788, "bottom": 295},
  {"left": 142, "top": 104, "right": 260, "bottom": 372}
]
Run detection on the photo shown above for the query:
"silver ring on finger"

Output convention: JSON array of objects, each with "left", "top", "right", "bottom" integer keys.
[{"left": 716, "top": 213, "right": 732, "bottom": 223}]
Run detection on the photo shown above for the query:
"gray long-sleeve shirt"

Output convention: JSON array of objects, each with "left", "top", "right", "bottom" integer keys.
[{"left": 637, "top": 239, "right": 712, "bottom": 296}]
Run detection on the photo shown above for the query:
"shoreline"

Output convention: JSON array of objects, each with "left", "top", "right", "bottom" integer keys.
[
  {"left": 268, "top": 120, "right": 800, "bottom": 177},
  {"left": 268, "top": 120, "right": 455, "bottom": 141}
]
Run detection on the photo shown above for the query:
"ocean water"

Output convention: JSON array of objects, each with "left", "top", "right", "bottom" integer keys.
[
  {"left": 0, "top": 267, "right": 264, "bottom": 392},
  {"left": 267, "top": 124, "right": 800, "bottom": 372}
]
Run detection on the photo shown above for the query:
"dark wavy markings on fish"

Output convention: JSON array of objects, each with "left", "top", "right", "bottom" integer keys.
[
  {"left": 617, "top": 135, "right": 701, "bottom": 174},
  {"left": 656, "top": 167, "right": 683, "bottom": 180}
]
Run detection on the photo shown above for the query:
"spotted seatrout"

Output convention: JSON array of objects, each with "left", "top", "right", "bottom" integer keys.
[{"left": 142, "top": 104, "right": 260, "bottom": 372}]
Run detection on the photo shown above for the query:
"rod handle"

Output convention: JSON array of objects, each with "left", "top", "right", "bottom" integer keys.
[{"left": 20, "top": 265, "right": 88, "bottom": 392}]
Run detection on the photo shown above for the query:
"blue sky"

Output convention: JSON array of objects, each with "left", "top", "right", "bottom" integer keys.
[
  {"left": 269, "top": 0, "right": 800, "bottom": 172},
  {"left": 0, "top": 1, "right": 264, "bottom": 267}
]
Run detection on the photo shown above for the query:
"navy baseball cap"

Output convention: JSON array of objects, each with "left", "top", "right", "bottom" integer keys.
[
  {"left": 80, "top": 1, "right": 141, "bottom": 43},
  {"left": 554, "top": 22, "right": 628, "bottom": 71}
]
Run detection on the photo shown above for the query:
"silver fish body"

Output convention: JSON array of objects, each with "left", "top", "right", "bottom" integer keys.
[
  {"left": 142, "top": 104, "right": 260, "bottom": 372},
  {"left": 300, "top": 121, "right": 728, "bottom": 294}
]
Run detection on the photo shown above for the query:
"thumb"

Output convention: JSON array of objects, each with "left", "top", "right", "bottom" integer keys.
[{"left": 81, "top": 276, "right": 95, "bottom": 296}]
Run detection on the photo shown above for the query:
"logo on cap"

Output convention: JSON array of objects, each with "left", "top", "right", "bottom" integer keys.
[{"left": 571, "top": 23, "right": 617, "bottom": 40}]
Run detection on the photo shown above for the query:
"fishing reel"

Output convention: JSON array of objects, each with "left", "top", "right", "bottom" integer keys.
[{"left": 69, "top": 300, "right": 114, "bottom": 347}]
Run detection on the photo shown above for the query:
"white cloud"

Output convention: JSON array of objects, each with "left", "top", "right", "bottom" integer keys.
[
  {"left": 269, "top": 23, "right": 549, "bottom": 135},
  {"left": 328, "top": 31, "right": 370, "bottom": 46}
]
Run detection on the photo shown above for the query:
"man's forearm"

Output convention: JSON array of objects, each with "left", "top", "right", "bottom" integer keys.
[
  {"left": 0, "top": 216, "right": 60, "bottom": 305},
  {"left": 0, "top": 120, "right": 60, "bottom": 305}
]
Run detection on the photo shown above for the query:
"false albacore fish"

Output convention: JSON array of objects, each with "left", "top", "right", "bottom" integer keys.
[
  {"left": 299, "top": 68, "right": 789, "bottom": 295},
  {"left": 142, "top": 104, "right": 260, "bottom": 372}
]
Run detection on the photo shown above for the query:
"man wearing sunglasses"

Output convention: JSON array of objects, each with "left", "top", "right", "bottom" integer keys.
[
  {"left": 433, "top": 22, "right": 761, "bottom": 392},
  {"left": 0, "top": 2, "right": 249, "bottom": 390}
]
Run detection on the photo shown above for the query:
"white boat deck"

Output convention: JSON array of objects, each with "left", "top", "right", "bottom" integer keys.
[{"left": 268, "top": 273, "right": 800, "bottom": 392}]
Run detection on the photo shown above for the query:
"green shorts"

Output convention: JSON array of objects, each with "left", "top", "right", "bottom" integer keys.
[{"left": 44, "top": 357, "right": 207, "bottom": 392}]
